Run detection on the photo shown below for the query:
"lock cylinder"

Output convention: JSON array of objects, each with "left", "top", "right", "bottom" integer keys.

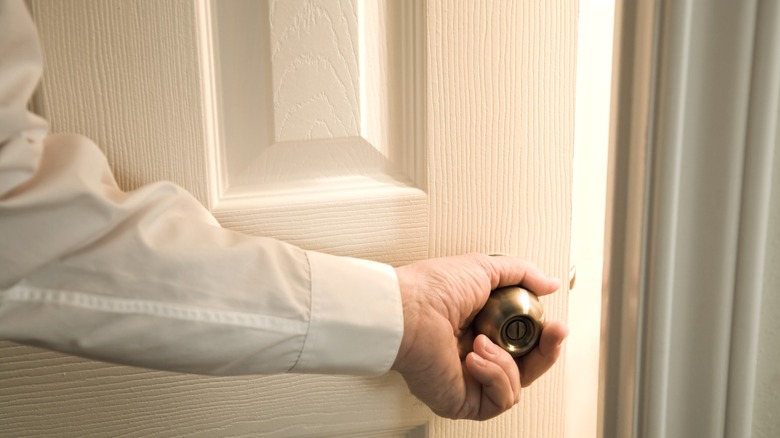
[{"left": 473, "top": 286, "right": 545, "bottom": 358}]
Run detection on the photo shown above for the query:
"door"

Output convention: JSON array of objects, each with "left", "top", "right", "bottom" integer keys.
[{"left": 1, "top": 0, "right": 576, "bottom": 436}]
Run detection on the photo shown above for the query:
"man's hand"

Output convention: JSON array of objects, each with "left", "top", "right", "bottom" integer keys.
[{"left": 391, "top": 254, "right": 568, "bottom": 420}]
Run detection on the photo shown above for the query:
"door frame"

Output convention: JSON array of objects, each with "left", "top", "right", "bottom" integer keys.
[{"left": 600, "top": 0, "right": 780, "bottom": 436}]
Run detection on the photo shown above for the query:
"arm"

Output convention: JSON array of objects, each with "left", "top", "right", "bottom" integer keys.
[
  {"left": 0, "top": 0, "right": 401, "bottom": 377},
  {"left": 0, "top": 0, "right": 567, "bottom": 420}
]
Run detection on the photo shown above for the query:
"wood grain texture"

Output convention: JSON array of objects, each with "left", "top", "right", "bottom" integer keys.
[
  {"left": 10, "top": 1, "right": 430, "bottom": 436},
  {"left": 9, "top": 0, "right": 576, "bottom": 436},
  {"left": 214, "top": 182, "right": 428, "bottom": 266},
  {"left": 211, "top": 0, "right": 429, "bottom": 268},
  {"left": 0, "top": 342, "right": 428, "bottom": 438},
  {"left": 426, "top": 0, "right": 576, "bottom": 437},
  {"left": 215, "top": 0, "right": 424, "bottom": 189},
  {"left": 270, "top": 0, "right": 360, "bottom": 141},
  {"left": 28, "top": 0, "right": 212, "bottom": 206}
]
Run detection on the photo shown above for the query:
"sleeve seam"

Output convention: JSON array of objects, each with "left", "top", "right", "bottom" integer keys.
[
  {"left": 1, "top": 284, "right": 309, "bottom": 334},
  {"left": 287, "top": 250, "right": 314, "bottom": 372}
]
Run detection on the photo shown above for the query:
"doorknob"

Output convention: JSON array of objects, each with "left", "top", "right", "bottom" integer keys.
[{"left": 473, "top": 286, "right": 545, "bottom": 358}]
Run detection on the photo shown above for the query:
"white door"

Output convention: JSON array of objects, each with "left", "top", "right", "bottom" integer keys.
[{"left": 1, "top": 0, "right": 576, "bottom": 436}]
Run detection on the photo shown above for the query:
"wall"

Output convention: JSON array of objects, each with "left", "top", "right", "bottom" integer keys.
[
  {"left": 752, "top": 105, "right": 780, "bottom": 438},
  {"left": 566, "top": 0, "right": 614, "bottom": 437}
]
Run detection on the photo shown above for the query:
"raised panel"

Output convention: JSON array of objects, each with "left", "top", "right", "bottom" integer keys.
[
  {"left": 208, "top": 0, "right": 427, "bottom": 263},
  {"left": 212, "top": 0, "right": 424, "bottom": 189},
  {"left": 215, "top": 180, "right": 428, "bottom": 265},
  {"left": 270, "top": 0, "right": 360, "bottom": 141}
]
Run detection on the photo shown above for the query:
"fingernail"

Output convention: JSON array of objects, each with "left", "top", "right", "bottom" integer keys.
[
  {"left": 483, "top": 337, "right": 497, "bottom": 355},
  {"left": 471, "top": 353, "right": 486, "bottom": 366}
]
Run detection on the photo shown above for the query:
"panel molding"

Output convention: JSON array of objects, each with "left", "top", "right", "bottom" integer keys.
[
  {"left": 198, "top": 0, "right": 428, "bottom": 264},
  {"left": 396, "top": 0, "right": 427, "bottom": 189},
  {"left": 202, "top": 0, "right": 426, "bottom": 200}
]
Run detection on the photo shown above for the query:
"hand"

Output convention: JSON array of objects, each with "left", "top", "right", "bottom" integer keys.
[{"left": 391, "top": 253, "right": 568, "bottom": 420}]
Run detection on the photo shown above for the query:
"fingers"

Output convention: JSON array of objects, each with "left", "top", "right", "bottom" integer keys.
[
  {"left": 473, "top": 334, "right": 520, "bottom": 398},
  {"left": 464, "top": 335, "right": 522, "bottom": 419},
  {"left": 483, "top": 255, "right": 561, "bottom": 296},
  {"left": 518, "top": 321, "right": 568, "bottom": 387}
]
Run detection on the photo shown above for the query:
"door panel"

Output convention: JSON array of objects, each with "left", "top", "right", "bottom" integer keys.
[
  {"left": 209, "top": 0, "right": 428, "bottom": 265},
  {"left": 1, "top": 0, "right": 576, "bottom": 436},
  {"left": 1, "top": 343, "right": 428, "bottom": 437}
]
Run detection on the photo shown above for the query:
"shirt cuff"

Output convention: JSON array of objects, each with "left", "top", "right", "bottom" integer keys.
[{"left": 292, "top": 251, "right": 403, "bottom": 376}]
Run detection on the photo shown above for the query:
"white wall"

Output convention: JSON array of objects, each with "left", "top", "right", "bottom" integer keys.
[
  {"left": 565, "top": 0, "right": 614, "bottom": 437},
  {"left": 752, "top": 106, "right": 780, "bottom": 438}
]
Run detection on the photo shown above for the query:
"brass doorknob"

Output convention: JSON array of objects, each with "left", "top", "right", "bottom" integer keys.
[{"left": 473, "top": 286, "right": 545, "bottom": 358}]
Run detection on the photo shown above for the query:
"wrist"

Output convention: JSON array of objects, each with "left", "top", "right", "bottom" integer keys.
[{"left": 391, "top": 266, "right": 418, "bottom": 373}]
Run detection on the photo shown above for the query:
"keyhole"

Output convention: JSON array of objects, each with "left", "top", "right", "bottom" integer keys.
[{"left": 504, "top": 319, "right": 528, "bottom": 341}]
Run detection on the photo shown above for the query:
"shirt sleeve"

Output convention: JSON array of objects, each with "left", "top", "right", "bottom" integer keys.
[{"left": 0, "top": 0, "right": 403, "bottom": 377}]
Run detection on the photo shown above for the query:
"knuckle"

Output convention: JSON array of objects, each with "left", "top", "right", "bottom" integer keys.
[{"left": 502, "top": 392, "right": 516, "bottom": 411}]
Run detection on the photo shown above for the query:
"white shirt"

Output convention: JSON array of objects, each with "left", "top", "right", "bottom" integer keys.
[{"left": 0, "top": 0, "right": 403, "bottom": 377}]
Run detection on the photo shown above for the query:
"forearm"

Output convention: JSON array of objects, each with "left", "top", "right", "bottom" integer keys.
[{"left": 0, "top": 0, "right": 403, "bottom": 377}]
